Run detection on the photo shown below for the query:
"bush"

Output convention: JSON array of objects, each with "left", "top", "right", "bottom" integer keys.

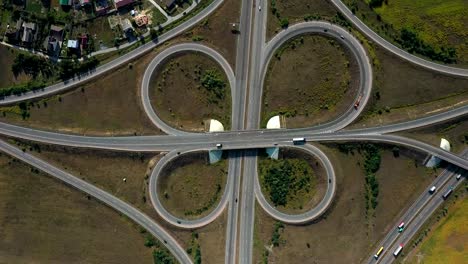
[
  {"left": 280, "top": 18, "right": 289, "bottom": 29},
  {"left": 152, "top": 249, "right": 175, "bottom": 264}
]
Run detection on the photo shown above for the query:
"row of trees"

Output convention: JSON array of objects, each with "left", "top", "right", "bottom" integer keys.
[
  {"left": 399, "top": 28, "right": 457, "bottom": 63},
  {"left": 58, "top": 56, "right": 99, "bottom": 80},
  {"left": 12, "top": 53, "right": 54, "bottom": 78}
]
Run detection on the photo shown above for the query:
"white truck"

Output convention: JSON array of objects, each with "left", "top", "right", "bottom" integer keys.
[{"left": 292, "top": 137, "right": 306, "bottom": 144}]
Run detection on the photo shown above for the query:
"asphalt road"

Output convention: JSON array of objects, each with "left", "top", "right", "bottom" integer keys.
[
  {"left": 0, "top": 139, "right": 192, "bottom": 264},
  {"left": 330, "top": 0, "right": 468, "bottom": 78},
  {"left": 371, "top": 152, "right": 467, "bottom": 264}
]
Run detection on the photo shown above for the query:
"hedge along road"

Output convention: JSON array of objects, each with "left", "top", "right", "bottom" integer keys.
[
  {"left": 0, "top": 0, "right": 226, "bottom": 106},
  {"left": 140, "top": 43, "right": 236, "bottom": 136},
  {"left": 254, "top": 144, "right": 337, "bottom": 224},
  {"left": 149, "top": 148, "right": 231, "bottom": 229},
  {"left": 259, "top": 21, "right": 373, "bottom": 134}
]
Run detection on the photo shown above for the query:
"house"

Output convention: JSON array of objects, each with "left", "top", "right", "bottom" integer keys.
[
  {"left": 79, "top": 34, "right": 88, "bottom": 51},
  {"left": 159, "top": 0, "right": 175, "bottom": 9},
  {"left": 121, "top": 18, "right": 133, "bottom": 32},
  {"left": 59, "top": 0, "right": 72, "bottom": 5},
  {"left": 95, "top": 0, "right": 110, "bottom": 15},
  {"left": 21, "top": 22, "right": 36, "bottom": 44},
  {"left": 4, "top": 18, "right": 23, "bottom": 42},
  {"left": 80, "top": 0, "right": 91, "bottom": 5},
  {"left": 67, "top": 39, "right": 79, "bottom": 49},
  {"left": 113, "top": 0, "right": 134, "bottom": 9},
  {"left": 134, "top": 14, "right": 148, "bottom": 27},
  {"left": 43, "top": 25, "right": 64, "bottom": 55}
]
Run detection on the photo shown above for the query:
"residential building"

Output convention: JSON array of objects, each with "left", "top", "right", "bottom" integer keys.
[
  {"left": 21, "top": 22, "right": 36, "bottom": 44},
  {"left": 60, "top": 0, "right": 72, "bottom": 6},
  {"left": 67, "top": 39, "right": 79, "bottom": 49},
  {"left": 134, "top": 14, "right": 148, "bottom": 27},
  {"left": 43, "top": 25, "right": 64, "bottom": 55},
  {"left": 95, "top": 0, "right": 110, "bottom": 15},
  {"left": 113, "top": 0, "right": 134, "bottom": 9}
]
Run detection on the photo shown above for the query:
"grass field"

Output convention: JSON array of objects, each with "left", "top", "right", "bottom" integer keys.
[
  {"left": 0, "top": 152, "right": 160, "bottom": 263},
  {"left": 253, "top": 144, "right": 438, "bottom": 263},
  {"left": 150, "top": 52, "right": 232, "bottom": 131},
  {"left": 0, "top": 46, "right": 31, "bottom": 89},
  {"left": 157, "top": 152, "right": 228, "bottom": 219},
  {"left": 262, "top": 34, "right": 358, "bottom": 128},
  {"left": 0, "top": 50, "right": 162, "bottom": 136},
  {"left": 87, "top": 17, "right": 117, "bottom": 50},
  {"left": 258, "top": 148, "right": 327, "bottom": 214},
  {"left": 181, "top": 0, "right": 240, "bottom": 66},
  {"left": 267, "top": 0, "right": 338, "bottom": 40}
]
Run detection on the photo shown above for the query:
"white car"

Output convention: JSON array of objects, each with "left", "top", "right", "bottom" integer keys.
[
  {"left": 456, "top": 174, "right": 461, "bottom": 180},
  {"left": 429, "top": 186, "right": 436, "bottom": 194},
  {"left": 258, "top": 6, "right": 261, "bottom": 11}
]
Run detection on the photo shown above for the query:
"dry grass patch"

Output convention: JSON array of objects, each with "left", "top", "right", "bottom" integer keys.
[
  {"left": 0, "top": 152, "right": 157, "bottom": 263},
  {"left": 0, "top": 46, "right": 31, "bottom": 89},
  {"left": 181, "top": 0, "right": 241, "bottom": 67},
  {"left": 262, "top": 34, "right": 359, "bottom": 128},
  {"left": 150, "top": 52, "right": 231, "bottom": 131},
  {"left": 158, "top": 152, "right": 228, "bottom": 219}
]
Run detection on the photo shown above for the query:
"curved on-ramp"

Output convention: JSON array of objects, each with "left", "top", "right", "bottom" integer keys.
[
  {"left": 254, "top": 144, "right": 336, "bottom": 224},
  {"left": 330, "top": 0, "right": 468, "bottom": 78},
  {"left": 141, "top": 43, "right": 236, "bottom": 136},
  {"left": 261, "top": 21, "right": 373, "bottom": 133},
  {"left": 149, "top": 149, "right": 231, "bottom": 229},
  {"left": 0, "top": 139, "right": 193, "bottom": 264}
]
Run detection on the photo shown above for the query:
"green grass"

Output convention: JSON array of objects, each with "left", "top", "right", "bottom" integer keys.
[
  {"left": 352, "top": 0, "right": 468, "bottom": 64},
  {"left": 152, "top": 8, "right": 167, "bottom": 26},
  {"left": 405, "top": 190, "right": 467, "bottom": 264}
]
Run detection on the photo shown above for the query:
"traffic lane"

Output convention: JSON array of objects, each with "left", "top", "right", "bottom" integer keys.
[
  {"left": 370, "top": 166, "right": 462, "bottom": 264},
  {"left": 225, "top": 152, "right": 242, "bottom": 264},
  {"left": 0, "top": 139, "right": 193, "bottom": 264},
  {"left": 368, "top": 157, "right": 467, "bottom": 264},
  {"left": 379, "top": 175, "right": 464, "bottom": 264}
]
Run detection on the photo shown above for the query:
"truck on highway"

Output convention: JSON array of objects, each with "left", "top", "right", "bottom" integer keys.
[
  {"left": 216, "top": 143, "right": 222, "bottom": 149},
  {"left": 429, "top": 186, "right": 436, "bottom": 194},
  {"left": 354, "top": 94, "right": 363, "bottom": 109},
  {"left": 374, "top": 246, "right": 384, "bottom": 259},
  {"left": 442, "top": 187, "right": 453, "bottom": 199},
  {"left": 393, "top": 244, "right": 403, "bottom": 257},
  {"left": 292, "top": 137, "right": 306, "bottom": 144},
  {"left": 397, "top": 222, "right": 405, "bottom": 232}
]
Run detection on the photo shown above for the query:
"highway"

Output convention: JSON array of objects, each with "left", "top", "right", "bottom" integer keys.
[
  {"left": 369, "top": 150, "right": 467, "bottom": 264},
  {"left": 0, "top": 0, "right": 467, "bottom": 263}
]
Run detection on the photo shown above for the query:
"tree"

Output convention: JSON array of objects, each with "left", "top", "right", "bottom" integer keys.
[{"left": 280, "top": 18, "right": 289, "bottom": 29}]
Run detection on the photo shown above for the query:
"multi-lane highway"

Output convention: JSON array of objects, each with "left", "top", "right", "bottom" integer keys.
[
  {"left": 368, "top": 150, "right": 467, "bottom": 264},
  {"left": 0, "top": 0, "right": 467, "bottom": 263}
]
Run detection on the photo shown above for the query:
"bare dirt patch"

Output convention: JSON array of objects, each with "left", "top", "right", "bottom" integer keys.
[
  {"left": 266, "top": 0, "right": 338, "bottom": 40},
  {"left": 150, "top": 52, "right": 232, "bottom": 131},
  {"left": 180, "top": 0, "right": 241, "bottom": 67},
  {"left": 158, "top": 152, "right": 228, "bottom": 220},
  {"left": 0, "top": 152, "right": 156, "bottom": 263},
  {"left": 262, "top": 34, "right": 359, "bottom": 128}
]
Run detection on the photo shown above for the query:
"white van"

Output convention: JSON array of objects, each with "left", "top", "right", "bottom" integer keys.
[{"left": 429, "top": 186, "right": 436, "bottom": 194}]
